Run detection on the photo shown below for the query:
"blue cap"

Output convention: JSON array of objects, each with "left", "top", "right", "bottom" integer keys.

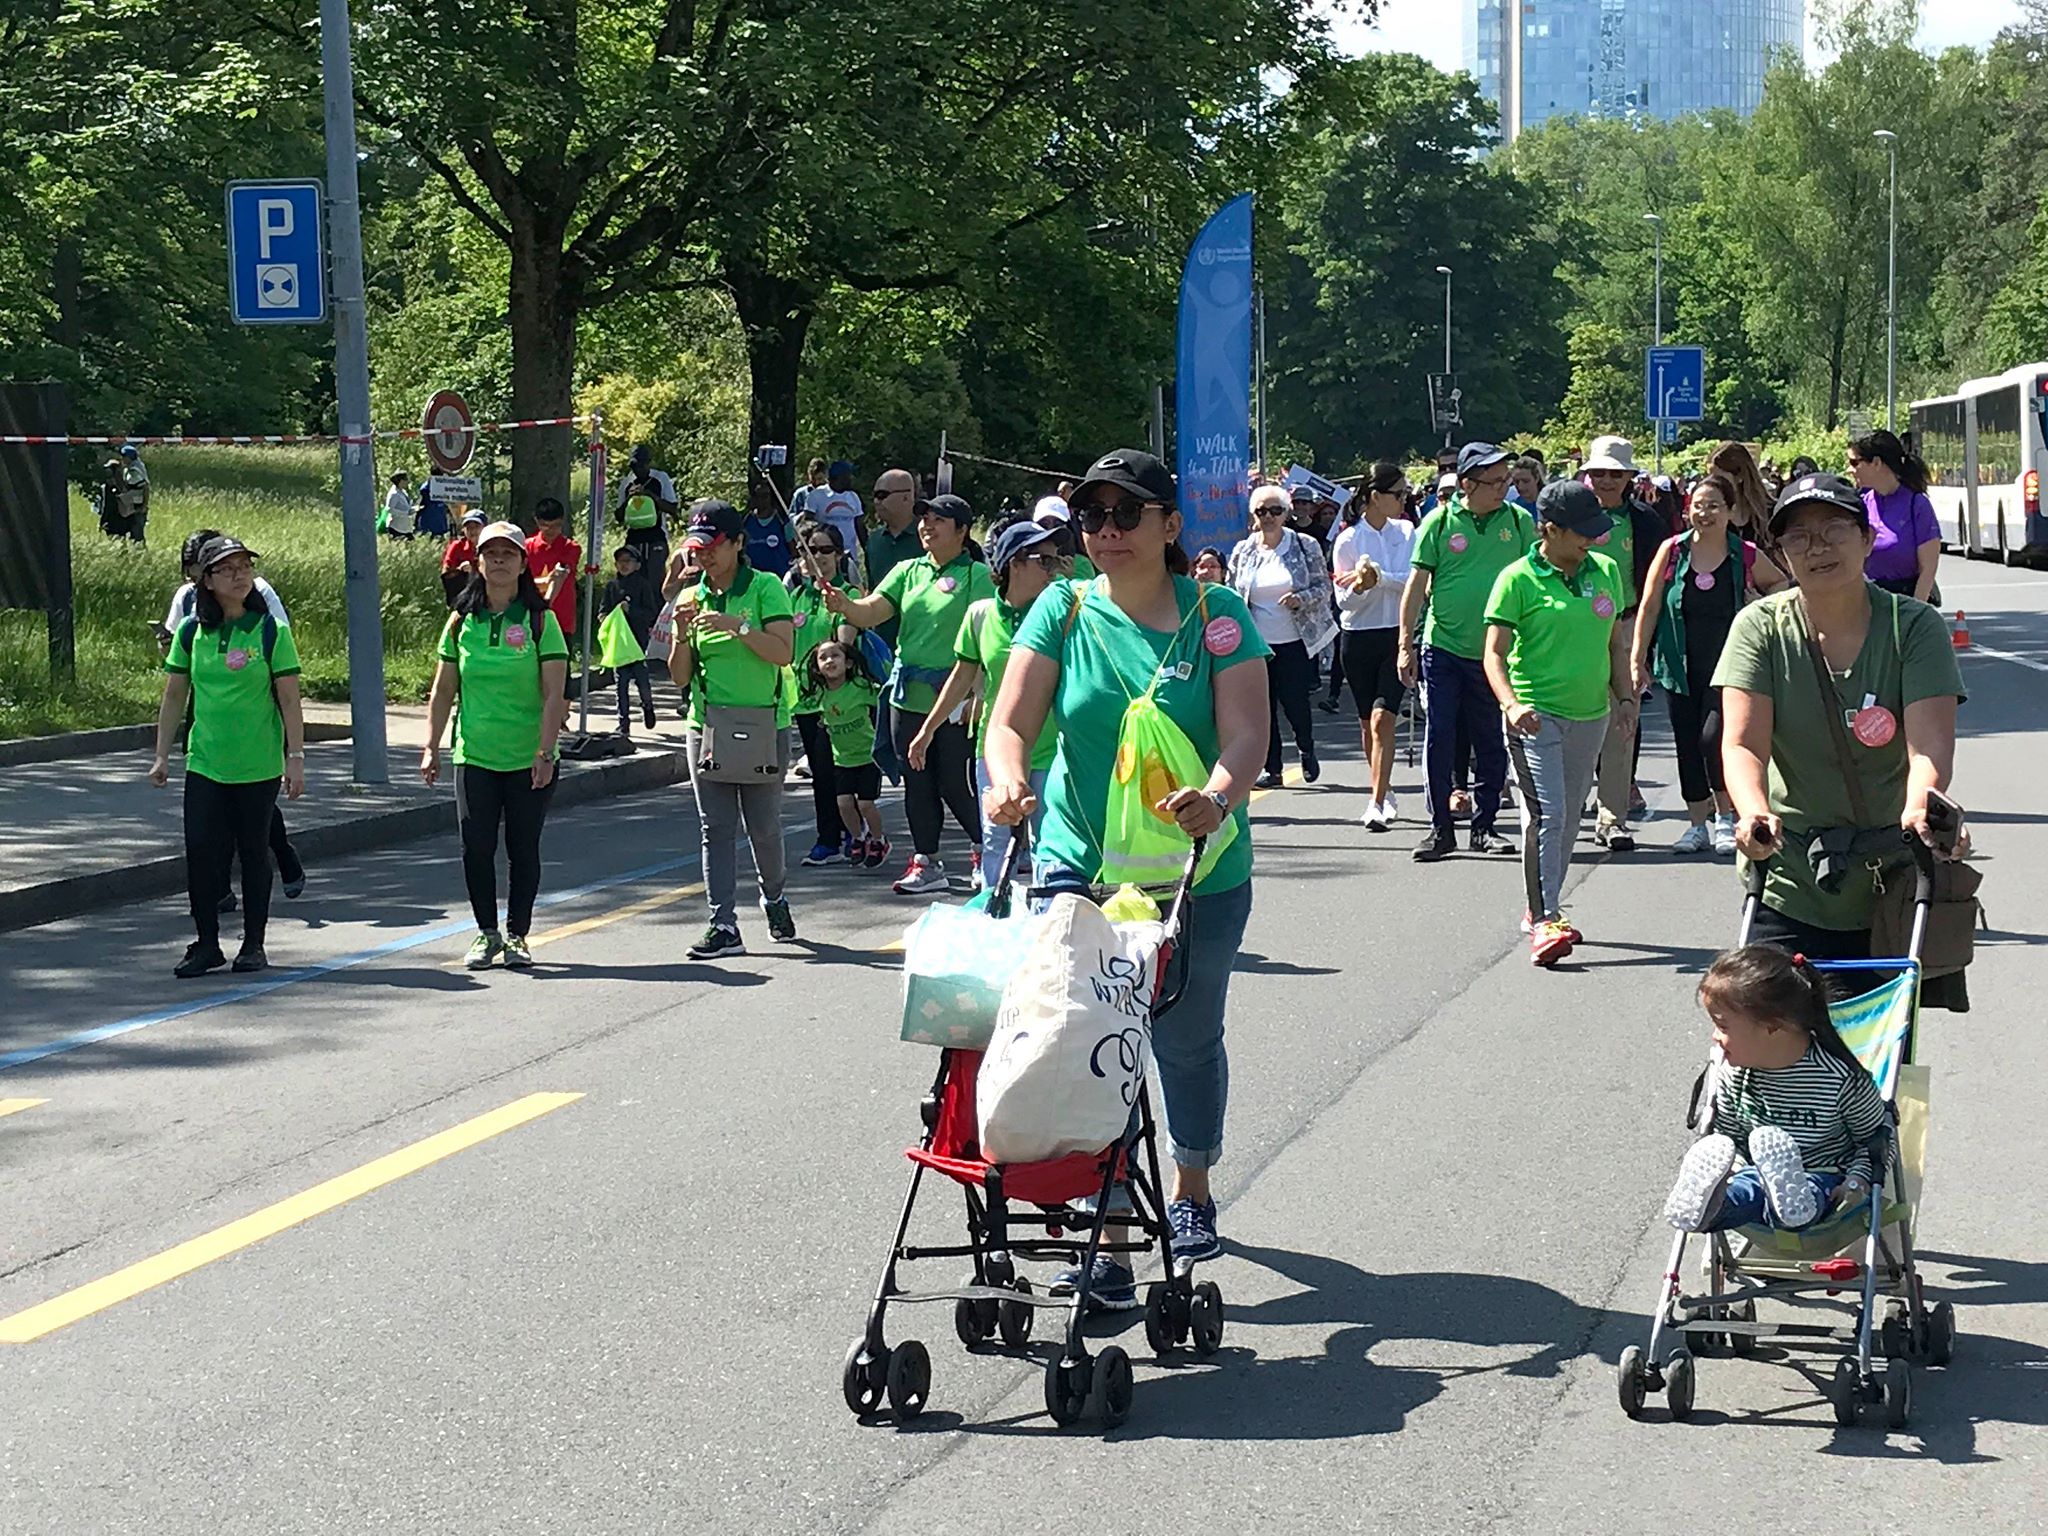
[
  {"left": 121, "top": 444, "right": 140, "bottom": 459},
  {"left": 1456, "top": 442, "right": 1509, "bottom": 477},
  {"left": 1535, "top": 479, "right": 1614, "bottom": 537},
  {"left": 989, "top": 519, "right": 1060, "bottom": 576}
]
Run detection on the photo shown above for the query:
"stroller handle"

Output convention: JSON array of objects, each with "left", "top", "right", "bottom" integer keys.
[{"left": 1736, "top": 826, "right": 1941, "bottom": 962}]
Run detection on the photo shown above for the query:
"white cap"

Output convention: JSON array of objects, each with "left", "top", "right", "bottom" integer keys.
[
  {"left": 1033, "top": 495, "right": 1071, "bottom": 525},
  {"left": 1436, "top": 471, "right": 1458, "bottom": 492}
]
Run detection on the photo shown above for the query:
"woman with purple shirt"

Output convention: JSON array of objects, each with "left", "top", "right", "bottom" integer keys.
[{"left": 1849, "top": 430, "right": 1940, "bottom": 602}]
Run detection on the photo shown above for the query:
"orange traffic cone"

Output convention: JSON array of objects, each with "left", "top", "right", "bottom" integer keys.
[{"left": 1951, "top": 610, "right": 1972, "bottom": 650}]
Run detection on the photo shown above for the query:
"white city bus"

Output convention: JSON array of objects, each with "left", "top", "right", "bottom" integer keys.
[{"left": 1909, "top": 362, "right": 2048, "bottom": 565}]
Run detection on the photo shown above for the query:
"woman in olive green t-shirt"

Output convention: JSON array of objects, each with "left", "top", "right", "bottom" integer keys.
[
  {"left": 422, "top": 523, "right": 570, "bottom": 971},
  {"left": 1716, "top": 475, "right": 1966, "bottom": 966},
  {"left": 150, "top": 536, "right": 306, "bottom": 979}
]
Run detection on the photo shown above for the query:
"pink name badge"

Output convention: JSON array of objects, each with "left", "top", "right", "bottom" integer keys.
[
  {"left": 1694, "top": 570, "right": 1716, "bottom": 590},
  {"left": 1591, "top": 593, "right": 1616, "bottom": 619},
  {"left": 1852, "top": 704, "right": 1897, "bottom": 748},
  {"left": 505, "top": 624, "right": 528, "bottom": 650},
  {"left": 1203, "top": 617, "right": 1242, "bottom": 656},
  {"left": 937, "top": 576, "right": 957, "bottom": 593},
  {"left": 793, "top": 612, "right": 808, "bottom": 627},
  {"left": 1447, "top": 533, "right": 1468, "bottom": 553},
  {"left": 224, "top": 648, "right": 251, "bottom": 672}
]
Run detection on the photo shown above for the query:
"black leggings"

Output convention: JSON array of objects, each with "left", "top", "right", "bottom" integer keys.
[
  {"left": 795, "top": 710, "right": 841, "bottom": 843},
  {"left": 455, "top": 764, "right": 557, "bottom": 937},
  {"left": 185, "top": 772, "right": 279, "bottom": 949},
  {"left": 1664, "top": 682, "right": 1726, "bottom": 805},
  {"left": 892, "top": 708, "right": 980, "bottom": 859},
  {"left": 269, "top": 806, "right": 302, "bottom": 884},
  {"left": 1265, "top": 639, "right": 1317, "bottom": 774}
]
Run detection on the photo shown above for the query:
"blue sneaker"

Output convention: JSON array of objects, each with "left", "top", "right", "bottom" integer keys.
[
  {"left": 801, "top": 840, "right": 839, "bottom": 867},
  {"left": 1169, "top": 1198, "right": 1222, "bottom": 1264},
  {"left": 1047, "top": 1256, "right": 1141, "bottom": 1313}
]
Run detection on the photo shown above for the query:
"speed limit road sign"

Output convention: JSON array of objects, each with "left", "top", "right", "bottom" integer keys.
[{"left": 421, "top": 390, "right": 476, "bottom": 474}]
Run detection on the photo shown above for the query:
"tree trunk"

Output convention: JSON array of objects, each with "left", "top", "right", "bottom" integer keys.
[
  {"left": 506, "top": 228, "right": 579, "bottom": 528},
  {"left": 51, "top": 236, "right": 81, "bottom": 352},
  {"left": 726, "top": 260, "right": 817, "bottom": 501},
  {"left": 1824, "top": 279, "right": 1849, "bottom": 431}
]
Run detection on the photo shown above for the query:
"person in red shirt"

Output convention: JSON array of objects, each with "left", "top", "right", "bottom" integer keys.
[
  {"left": 525, "top": 497, "right": 583, "bottom": 643},
  {"left": 440, "top": 508, "right": 485, "bottom": 607}
]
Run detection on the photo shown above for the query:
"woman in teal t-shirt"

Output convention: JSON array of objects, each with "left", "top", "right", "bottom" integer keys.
[{"left": 984, "top": 448, "right": 1270, "bottom": 1298}]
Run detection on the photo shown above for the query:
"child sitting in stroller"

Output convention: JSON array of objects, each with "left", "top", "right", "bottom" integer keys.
[{"left": 1664, "top": 945, "right": 1890, "bottom": 1235}]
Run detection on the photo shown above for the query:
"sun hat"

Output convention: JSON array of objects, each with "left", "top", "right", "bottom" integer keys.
[{"left": 1582, "top": 435, "right": 1640, "bottom": 474}]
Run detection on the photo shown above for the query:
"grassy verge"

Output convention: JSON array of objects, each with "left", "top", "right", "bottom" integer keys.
[{"left": 0, "top": 447, "right": 454, "bottom": 740}]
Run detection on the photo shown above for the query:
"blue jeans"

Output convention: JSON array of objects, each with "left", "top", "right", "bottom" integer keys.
[
  {"left": 1034, "top": 870, "right": 1254, "bottom": 1170},
  {"left": 1705, "top": 1168, "right": 1861, "bottom": 1232},
  {"left": 1423, "top": 647, "right": 1507, "bottom": 835},
  {"left": 872, "top": 698, "right": 900, "bottom": 784}
]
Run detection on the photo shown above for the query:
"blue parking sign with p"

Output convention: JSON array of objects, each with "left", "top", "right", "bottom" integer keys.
[{"left": 227, "top": 181, "right": 327, "bottom": 325}]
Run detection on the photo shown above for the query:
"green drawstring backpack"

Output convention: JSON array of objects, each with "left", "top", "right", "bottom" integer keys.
[{"left": 596, "top": 604, "right": 645, "bottom": 669}]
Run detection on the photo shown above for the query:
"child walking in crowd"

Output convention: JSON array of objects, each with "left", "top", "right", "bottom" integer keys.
[
  {"left": 601, "top": 543, "right": 661, "bottom": 734},
  {"left": 1664, "top": 945, "right": 1889, "bottom": 1234},
  {"left": 809, "top": 640, "right": 888, "bottom": 867}
]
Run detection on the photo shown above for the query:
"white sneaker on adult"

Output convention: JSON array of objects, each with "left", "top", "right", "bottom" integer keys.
[
  {"left": 1361, "top": 803, "right": 1388, "bottom": 832},
  {"left": 1380, "top": 795, "right": 1399, "bottom": 825},
  {"left": 1672, "top": 821, "right": 1714, "bottom": 855},
  {"left": 1710, "top": 813, "right": 1738, "bottom": 857}
]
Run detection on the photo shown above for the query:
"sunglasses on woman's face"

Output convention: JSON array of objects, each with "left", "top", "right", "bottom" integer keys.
[
  {"left": 806, "top": 543, "right": 839, "bottom": 556},
  {"left": 1077, "top": 498, "right": 1156, "bottom": 533}
]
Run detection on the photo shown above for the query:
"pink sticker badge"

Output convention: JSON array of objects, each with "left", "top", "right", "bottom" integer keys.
[
  {"left": 937, "top": 576, "right": 958, "bottom": 593},
  {"left": 793, "top": 611, "right": 808, "bottom": 627},
  {"left": 1203, "top": 616, "right": 1243, "bottom": 657},
  {"left": 1591, "top": 593, "right": 1616, "bottom": 619},
  {"left": 223, "top": 647, "right": 251, "bottom": 672},
  {"left": 1447, "top": 533, "right": 1469, "bottom": 553},
  {"left": 1694, "top": 570, "right": 1716, "bottom": 590},
  {"left": 505, "top": 623, "right": 528, "bottom": 650},
  {"left": 1852, "top": 704, "right": 1898, "bottom": 748},
  {"left": 1594, "top": 529, "right": 1611, "bottom": 546}
]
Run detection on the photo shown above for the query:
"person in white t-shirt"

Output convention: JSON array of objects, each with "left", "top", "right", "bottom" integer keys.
[
  {"left": 1331, "top": 461, "right": 1418, "bottom": 831},
  {"left": 1228, "top": 483, "right": 1335, "bottom": 788},
  {"left": 383, "top": 473, "right": 417, "bottom": 539},
  {"left": 813, "top": 459, "right": 866, "bottom": 580}
]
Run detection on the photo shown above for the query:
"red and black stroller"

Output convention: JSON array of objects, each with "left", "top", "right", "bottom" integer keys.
[{"left": 840, "top": 834, "right": 1224, "bottom": 1431}]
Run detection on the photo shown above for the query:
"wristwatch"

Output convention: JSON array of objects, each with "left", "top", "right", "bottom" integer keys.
[
  {"left": 737, "top": 617, "right": 753, "bottom": 636},
  {"left": 1206, "top": 789, "right": 1230, "bottom": 819}
]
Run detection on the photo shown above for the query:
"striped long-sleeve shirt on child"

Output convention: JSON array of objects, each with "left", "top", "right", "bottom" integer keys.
[{"left": 1709, "top": 1043, "right": 1890, "bottom": 1184}]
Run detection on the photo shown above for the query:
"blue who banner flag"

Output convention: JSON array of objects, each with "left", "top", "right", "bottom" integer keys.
[{"left": 1176, "top": 194, "right": 1254, "bottom": 560}]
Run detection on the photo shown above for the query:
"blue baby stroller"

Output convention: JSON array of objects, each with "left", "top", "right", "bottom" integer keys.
[{"left": 1621, "top": 833, "right": 1952, "bottom": 1429}]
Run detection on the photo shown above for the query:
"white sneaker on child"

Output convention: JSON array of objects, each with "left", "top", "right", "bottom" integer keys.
[
  {"left": 1664, "top": 1134, "right": 1738, "bottom": 1232},
  {"left": 1747, "top": 1126, "right": 1819, "bottom": 1227}
]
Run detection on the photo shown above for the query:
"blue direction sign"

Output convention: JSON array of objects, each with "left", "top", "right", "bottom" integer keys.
[
  {"left": 226, "top": 180, "right": 327, "bottom": 325},
  {"left": 1646, "top": 345, "right": 1705, "bottom": 422}
]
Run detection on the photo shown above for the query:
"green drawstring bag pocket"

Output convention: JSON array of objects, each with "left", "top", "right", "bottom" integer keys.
[
  {"left": 1100, "top": 689, "right": 1235, "bottom": 887},
  {"left": 596, "top": 604, "right": 645, "bottom": 670}
]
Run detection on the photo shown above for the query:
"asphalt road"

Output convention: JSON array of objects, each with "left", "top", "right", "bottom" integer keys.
[{"left": 4, "top": 563, "right": 2046, "bottom": 1534}]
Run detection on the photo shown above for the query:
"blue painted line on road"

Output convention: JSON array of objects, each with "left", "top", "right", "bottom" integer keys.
[{"left": 0, "top": 852, "right": 698, "bottom": 1075}]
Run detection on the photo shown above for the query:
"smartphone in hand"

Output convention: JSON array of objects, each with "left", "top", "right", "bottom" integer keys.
[{"left": 1924, "top": 789, "right": 1963, "bottom": 855}]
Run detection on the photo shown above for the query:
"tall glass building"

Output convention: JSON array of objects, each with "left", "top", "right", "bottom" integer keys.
[{"left": 1472, "top": 0, "right": 1805, "bottom": 142}]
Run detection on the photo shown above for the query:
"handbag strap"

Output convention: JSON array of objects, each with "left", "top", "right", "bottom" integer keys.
[{"left": 1798, "top": 602, "right": 1874, "bottom": 827}]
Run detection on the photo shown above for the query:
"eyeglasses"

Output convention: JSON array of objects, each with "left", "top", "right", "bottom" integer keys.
[
  {"left": 1846, "top": 454, "right": 1868, "bottom": 467},
  {"left": 1777, "top": 520, "right": 1863, "bottom": 555},
  {"left": 1015, "top": 550, "right": 1062, "bottom": 567},
  {"left": 806, "top": 543, "right": 839, "bottom": 555},
  {"left": 876, "top": 486, "right": 913, "bottom": 499},
  {"left": 1077, "top": 498, "right": 1158, "bottom": 533},
  {"left": 1253, "top": 507, "right": 1284, "bottom": 521},
  {"left": 1471, "top": 473, "right": 1511, "bottom": 490}
]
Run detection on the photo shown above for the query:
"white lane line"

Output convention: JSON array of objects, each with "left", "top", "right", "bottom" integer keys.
[{"left": 1960, "top": 644, "right": 2048, "bottom": 675}]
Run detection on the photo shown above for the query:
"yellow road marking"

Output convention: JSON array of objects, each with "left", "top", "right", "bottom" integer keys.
[
  {"left": 0, "top": 1098, "right": 47, "bottom": 1120},
  {"left": 0, "top": 1091, "right": 582, "bottom": 1344},
  {"left": 525, "top": 882, "right": 705, "bottom": 949}
]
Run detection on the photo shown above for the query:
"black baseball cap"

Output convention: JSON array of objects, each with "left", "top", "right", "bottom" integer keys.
[
  {"left": 1535, "top": 479, "right": 1614, "bottom": 538},
  {"left": 921, "top": 493, "right": 974, "bottom": 526},
  {"left": 1457, "top": 442, "right": 1511, "bottom": 477},
  {"left": 1289, "top": 483, "right": 1317, "bottom": 504},
  {"left": 1070, "top": 449, "right": 1176, "bottom": 507},
  {"left": 1768, "top": 473, "right": 1865, "bottom": 536},
  {"left": 682, "top": 498, "right": 745, "bottom": 549},
  {"left": 194, "top": 535, "right": 258, "bottom": 573}
]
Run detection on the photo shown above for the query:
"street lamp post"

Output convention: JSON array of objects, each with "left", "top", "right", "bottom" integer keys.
[
  {"left": 1643, "top": 212, "right": 1664, "bottom": 470},
  {"left": 1874, "top": 129, "right": 1899, "bottom": 433},
  {"left": 1435, "top": 264, "right": 1453, "bottom": 447}
]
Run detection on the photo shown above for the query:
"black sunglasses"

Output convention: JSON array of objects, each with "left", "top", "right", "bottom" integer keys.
[
  {"left": 805, "top": 542, "right": 839, "bottom": 555},
  {"left": 1076, "top": 498, "right": 1157, "bottom": 533}
]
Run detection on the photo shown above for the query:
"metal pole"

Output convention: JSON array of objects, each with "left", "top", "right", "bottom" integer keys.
[
  {"left": 1644, "top": 212, "right": 1664, "bottom": 471},
  {"left": 319, "top": 0, "right": 388, "bottom": 784},
  {"left": 1254, "top": 283, "right": 1269, "bottom": 473},
  {"left": 575, "top": 415, "right": 606, "bottom": 738},
  {"left": 1151, "top": 384, "right": 1166, "bottom": 461},
  {"left": 1885, "top": 138, "right": 1899, "bottom": 432},
  {"left": 1436, "top": 265, "right": 1453, "bottom": 449}
]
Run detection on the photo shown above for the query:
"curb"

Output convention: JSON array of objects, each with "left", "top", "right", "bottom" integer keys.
[
  {"left": 0, "top": 746, "right": 688, "bottom": 935},
  {"left": 0, "top": 720, "right": 352, "bottom": 768}
]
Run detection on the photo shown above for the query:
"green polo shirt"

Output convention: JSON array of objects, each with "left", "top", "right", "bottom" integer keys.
[
  {"left": 955, "top": 597, "right": 1057, "bottom": 770},
  {"left": 1591, "top": 500, "right": 1640, "bottom": 611},
  {"left": 436, "top": 602, "right": 570, "bottom": 771},
  {"left": 1713, "top": 587, "right": 1965, "bottom": 931},
  {"left": 1412, "top": 495, "right": 1536, "bottom": 660},
  {"left": 820, "top": 674, "right": 883, "bottom": 768},
  {"left": 680, "top": 566, "right": 796, "bottom": 729},
  {"left": 165, "top": 610, "right": 301, "bottom": 784},
  {"left": 1484, "top": 549, "right": 1624, "bottom": 722},
  {"left": 788, "top": 575, "right": 857, "bottom": 712},
  {"left": 1015, "top": 576, "right": 1270, "bottom": 896},
  {"left": 864, "top": 523, "right": 925, "bottom": 642},
  {"left": 874, "top": 551, "right": 996, "bottom": 715}
]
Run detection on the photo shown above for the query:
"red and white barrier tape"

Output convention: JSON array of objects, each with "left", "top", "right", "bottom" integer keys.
[{"left": 0, "top": 414, "right": 597, "bottom": 447}]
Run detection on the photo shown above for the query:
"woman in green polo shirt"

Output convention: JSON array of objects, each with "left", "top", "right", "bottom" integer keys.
[
  {"left": 664, "top": 498, "right": 798, "bottom": 959},
  {"left": 907, "top": 512, "right": 1067, "bottom": 880},
  {"left": 984, "top": 448, "right": 1270, "bottom": 1298},
  {"left": 1715, "top": 473, "right": 1966, "bottom": 982},
  {"left": 149, "top": 536, "right": 306, "bottom": 978},
  {"left": 1483, "top": 481, "right": 1629, "bottom": 968},
  {"left": 786, "top": 518, "right": 861, "bottom": 867},
  {"left": 824, "top": 492, "right": 994, "bottom": 895},
  {"left": 422, "top": 521, "right": 569, "bottom": 971}
]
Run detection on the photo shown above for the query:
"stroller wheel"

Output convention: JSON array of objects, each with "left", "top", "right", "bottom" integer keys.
[
  {"left": 954, "top": 1298, "right": 990, "bottom": 1348},
  {"left": 1189, "top": 1280, "right": 1225, "bottom": 1356},
  {"left": 1617, "top": 1345, "right": 1647, "bottom": 1420},
  {"left": 1880, "top": 1301, "right": 1910, "bottom": 1360},
  {"left": 1664, "top": 1351, "right": 1696, "bottom": 1422},
  {"left": 1089, "top": 1345, "right": 1135, "bottom": 1429},
  {"left": 1828, "top": 1358, "right": 1861, "bottom": 1426},
  {"left": 998, "top": 1281, "right": 1034, "bottom": 1349},
  {"left": 1924, "top": 1300, "right": 1956, "bottom": 1367},
  {"left": 1728, "top": 1299, "right": 1757, "bottom": 1355},
  {"left": 1143, "top": 1283, "right": 1176, "bottom": 1357},
  {"left": 842, "top": 1337, "right": 889, "bottom": 1417},
  {"left": 1882, "top": 1357, "right": 1913, "bottom": 1429},
  {"left": 1044, "top": 1353, "right": 1090, "bottom": 1427},
  {"left": 886, "top": 1339, "right": 932, "bottom": 1421}
]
